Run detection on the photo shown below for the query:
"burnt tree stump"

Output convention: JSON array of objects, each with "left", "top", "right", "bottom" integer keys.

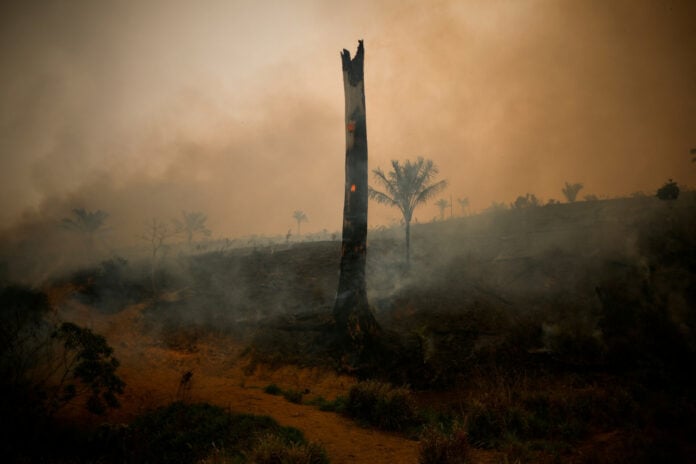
[{"left": 333, "top": 41, "right": 380, "bottom": 348}]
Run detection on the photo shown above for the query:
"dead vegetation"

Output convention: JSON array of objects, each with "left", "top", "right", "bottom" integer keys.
[{"left": 1, "top": 193, "right": 695, "bottom": 462}]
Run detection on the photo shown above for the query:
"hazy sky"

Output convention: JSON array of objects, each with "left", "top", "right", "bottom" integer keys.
[{"left": 1, "top": 0, "right": 694, "bottom": 241}]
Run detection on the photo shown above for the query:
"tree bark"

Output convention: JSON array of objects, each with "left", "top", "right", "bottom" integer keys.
[{"left": 333, "top": 41, "right": 379, "bottom": 344}]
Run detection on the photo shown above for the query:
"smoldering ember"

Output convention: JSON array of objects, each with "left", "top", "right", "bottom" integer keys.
[{"left": 1, "top": 2, "right": 695, "bottom": 463}]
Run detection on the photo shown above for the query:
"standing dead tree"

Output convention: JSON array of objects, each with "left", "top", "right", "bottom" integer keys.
[
  {"left": 333, "top": 41, "right": 379, "bottom": 348},
  {"left": 172, "top": 211, "right": 211, "bottom": 248},
  {"left": 139, "top": 219, "right": 178, "bottom": 295}
]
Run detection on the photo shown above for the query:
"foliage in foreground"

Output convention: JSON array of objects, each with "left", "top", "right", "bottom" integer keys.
[
  {"left": 0, "top": 286, "right": 125, "bottom": 417},
  {"left": 0, "top": 285, "right": 125, "bottom": 460},
  {"left": 246, "top": 432, "right": 329, "bottom": 464},
  {"left": 419, "top": 423, "right": 469, "bottom": 464},
  {"left": 127, "top": 402, "right": 327, "bottom": 464},
  {"left": 52, "top": 321, "right": 126, "bottom": 414}
]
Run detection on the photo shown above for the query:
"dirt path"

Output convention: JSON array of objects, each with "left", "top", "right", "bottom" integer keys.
[{"left": 56, "top": 299, "right": 420, "bottom": 464}]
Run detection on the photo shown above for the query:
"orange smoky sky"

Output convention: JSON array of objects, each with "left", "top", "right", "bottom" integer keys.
[{"left": 1, "top": 0, "right": 694, "bottom": 242}]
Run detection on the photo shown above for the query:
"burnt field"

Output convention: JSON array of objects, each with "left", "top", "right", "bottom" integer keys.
[{"left": 2, "top": 193, "right": 695, "bottom": 463}]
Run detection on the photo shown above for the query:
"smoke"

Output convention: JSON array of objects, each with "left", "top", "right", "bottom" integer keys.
[
  {"left": 1, "top": 0, "right": 694, "bottom": 254},
  {"left": 363, "top": 0, "right": 696, "bottom": 215}
]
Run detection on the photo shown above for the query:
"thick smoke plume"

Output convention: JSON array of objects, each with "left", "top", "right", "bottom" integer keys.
[{"left": 1, "top": 0, "right": 694, "bottom": 259}]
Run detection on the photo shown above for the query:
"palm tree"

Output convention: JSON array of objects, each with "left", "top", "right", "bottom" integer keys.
[
  {"left": 513, "top": 193, "right": 540, "bottom": 209},
  {"left": 61, "top": 208, "right": 108, "bottom": 250},
  {"left": 369, "top": 157, "right": 447, "bottom": 266},
  {"left": 172, "top": 211, "right": 211, "bottom": 246},
  {"left": 561, "top": 182, "right": 584, "bottom": 203},
  {"left": 457, "top": 197, "right": 469, "bottom": 216},
  {"left": 292, "top": 210, "right": 308, "bottom": 236},
  {"left": 435, "top": 198, "right": 450, "bottom": 220}
]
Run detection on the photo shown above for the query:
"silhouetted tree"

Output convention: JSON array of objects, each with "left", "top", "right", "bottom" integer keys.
[
  {"left": 61, "top": 208, "right": 108, "bottom": 250},
  {"left": 139, "top": 219, "right": 178, "bottom": 294},
  {"left": 172, "top": 211, "right": 211, "bottom": 246},
  {"left": 656, "top": 179, "right": 680, "bottom": 200},
  {"left": 457, "top": 197, "right": 469, "bottom": 216},
  {"left": 50, "top": 322, "right": 125, "bottom": 415},
  {"left": 292, "top": 210, "right": 308, "bottom": 236},
  {"left": 512, "top": 193, "right": 540, "bottom": 209},
  {"left": 435, "top": 198, "right": 450, "bottom": 220},
  {"left": 485, "top": 201, "right": 509, "bottom": 213},
  {"left": 562, "top": 182, "right": 584, "bottom": 202},
  {"left": 369, "top": 157, "right": 447, "bottom": 266},
  {"left": 0, "top": 286, "right": 124, "bottom": 419}
]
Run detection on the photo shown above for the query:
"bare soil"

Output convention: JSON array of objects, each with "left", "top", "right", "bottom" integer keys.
[
  {"left": 42, "top": 194, "right": 695, "bottom": 463},
  {"left": 53, "top": 296, "right": 424, "bottom": 464}
]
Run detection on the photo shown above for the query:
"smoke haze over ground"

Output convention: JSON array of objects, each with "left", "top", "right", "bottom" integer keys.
[
  {"left": 2, "top": 5, "right": 696, "bottom": 459},
  {"left": 1, "top": 0, "right": 695, "bottom": 244}
]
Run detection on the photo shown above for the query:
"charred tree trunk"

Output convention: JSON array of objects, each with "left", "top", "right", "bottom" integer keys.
[{"left": 333, "top": 41, "right": 379, "bottom": 346}]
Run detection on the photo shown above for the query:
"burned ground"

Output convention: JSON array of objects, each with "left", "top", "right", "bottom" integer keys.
[{"left": 2, "top": 193, "right": 695, "bottom": 463}]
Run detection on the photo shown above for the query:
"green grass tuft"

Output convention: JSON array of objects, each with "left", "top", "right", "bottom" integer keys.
[
  {"left": 247, "top": 433, "right": 329, "bottom": 464},
  {"left": 345, "top": 380, "right": 419, "bottom": 431}
]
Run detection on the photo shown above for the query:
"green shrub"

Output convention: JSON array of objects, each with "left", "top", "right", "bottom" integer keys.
[
  {"left": 465, "top": 390, "right": 610, "bottom": 450},
  {"left": 466, "top": 402, "right": 505, "bottom": 448},
  {"left": 264, "top": 383, "right": 282, "bottom": 395},
  {"left": 73, "top": 257, "right": 145, "bottom": 312},
  {"left": 0, "top": 286, "right": 125, "bottom": 416},
  {"left": 656, "top": 179, "right": 679, "bottom": 200},
  {"left": 127, "top": 402, "right": 309, "bottom": 464},
  {"left": 346, "top": 380, "right": 418, "bottom": 431},
  {"left": 127, "top": 402, "right": 236, "bottom": 463},
  {"left": 52, "top": 322, "right": 126, "bottom": 415},
  {"left": 247, "top": 433, "right": 329, "bottom": 464},
  {"left": 283, "top": 389, "right": 305, "bottom": 404},
  {"left": 308, "top": 395, "right": 347, "bottom": 413},
  {"left": 419, "top": 423, "right": 469, "bottom": 464}
]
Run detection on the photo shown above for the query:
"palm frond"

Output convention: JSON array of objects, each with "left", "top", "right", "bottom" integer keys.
[
  {"left": 368, "top": 187, "right": 397, "bottom": 206},
  {"left": 372, "top": 168, "right": 399, "bottom": 199},
  {"left": 61, "top": 208, "right": 108, "bottom": 233},
  {"left": 292, "top": 210, "right": 308, "bottom": 222},
  {"left": 61, "top": 218, "right": 79, "bottom": 231},
  {"left": 414, "top": 179, "right": 448, "bottom": 206},
  {"left": 370, "top": 157, "right": 447, "bottom": 226}
]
